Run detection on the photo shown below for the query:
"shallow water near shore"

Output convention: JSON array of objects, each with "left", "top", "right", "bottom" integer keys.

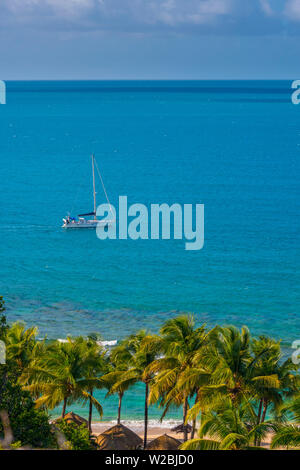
[{"left": 1, "top": 80, "right": 299, "bottom": 420}]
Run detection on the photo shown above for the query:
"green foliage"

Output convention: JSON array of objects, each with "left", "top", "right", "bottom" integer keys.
[
  {"left": 10, "top": 441, "right": 22, "bottom": 449},
  {"left": 5, "top": 322, "right": 39, "bottom": 370},
  {"left": 0, "top": 299, "right": 54, "bottom": 449},
  {"left": 56, "top": 420, "right": 93, "bottom": 450},
  {"left": 0, "top": 295, "right": 299, "bottom": 451},
  {"left": 13, "top": 409, "right": 55, "bottom": 448},
  {"left": 271, "top": 395, "right": 300, "bottom": 449},
  {"left": 271, "top": 424, "right": 300, "bottom": 449},
  {"left": 147, "top": 316, "right": 211, "bottom": 442},
  {"left": 21, "top": 337, "right": 106, "bottom": 426},
  {"left": 106, "top": 330, "right": 161, "bottom": 448},
  {"left": 0, "top": 376, "right": 55, "bottom": 448},
  {"left": 181, "top": 401, "right": 271, "bottom": 450}
]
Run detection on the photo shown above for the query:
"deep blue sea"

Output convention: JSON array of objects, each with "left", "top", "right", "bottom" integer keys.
[{"left": 0, "top": 80, "right": 299, "bottom": 424}]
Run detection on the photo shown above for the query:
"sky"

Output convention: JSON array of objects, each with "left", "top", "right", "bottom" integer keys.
[{"left": 0, "top": 0, "right": 300, "bottom": 79}]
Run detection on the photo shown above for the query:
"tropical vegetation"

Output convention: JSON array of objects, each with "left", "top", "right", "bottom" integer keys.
[{"left": 0, "top": 296, "right": 299, "bottom": 450}]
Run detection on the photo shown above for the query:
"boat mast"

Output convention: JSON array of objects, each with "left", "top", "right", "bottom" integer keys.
[{"left": 92, "top": 154, "right": 97, "bottom": 220}]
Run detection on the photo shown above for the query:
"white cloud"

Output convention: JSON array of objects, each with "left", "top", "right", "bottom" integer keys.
[
  {"left": 4, "top": 0, "right": 234, "bottom": 25},
  {"left": 153, "top": 0, "right": 233, "bottom": 25},
  {"left": 117, "top": 0, "right": 234, "bottom": 26},
  {"left": 6, "top": 0, "right": 93, "bottom": 17},
  {"left": 46, "top": 0, "right": 94, "bottom": 17},
  {"left": 159, "top": 0, "right": 233, "bottom": 25},
  {"left": 259, "top": 0, "right": 273, "bottom": 16},
  {"left": 6, "top": 0, "right": 40, "bottom": 12},
  {"left": 2, "top": 0, "right": 300, "bottom": 34},
  {"left": 285, "top": 0, "right": 300, "bottom": 20}
]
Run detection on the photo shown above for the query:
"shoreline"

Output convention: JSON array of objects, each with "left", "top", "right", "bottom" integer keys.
[
  {"left": 91, "top": 423, "right": 183, "bottom": 441},
  {"left": 90, "top": 422, "right": 274, "bottom": 447},
  {"left": 51, "top": 417, "right": 184, "bottom": 438}
]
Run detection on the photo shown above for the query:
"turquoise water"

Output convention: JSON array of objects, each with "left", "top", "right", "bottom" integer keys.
[{"left": 0, "top": 80, "right": 299, "bottom": 422}]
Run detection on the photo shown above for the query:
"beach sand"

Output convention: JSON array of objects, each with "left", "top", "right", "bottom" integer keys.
[{"left": 91, "top": 423, "right": 274, "bottom": 447}]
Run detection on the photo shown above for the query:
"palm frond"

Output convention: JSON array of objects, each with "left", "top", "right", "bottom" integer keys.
[{"left": 180, "top": 438, "right": 220, "bottom": 450}]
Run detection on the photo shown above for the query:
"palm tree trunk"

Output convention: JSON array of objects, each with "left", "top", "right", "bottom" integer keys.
[
  {"left": 257, "top": 399, "right": 263, "bottom": 424},
  {"left": 143, "top": 382, "right": 149, "bottom": 449},
  {"left": 183, "top": 397, "right": 189, "bottom": 442},
  {"left": 261, "top": 400, "right": 268, "bottom": 423},
  {"left": 257, "top": 400, "right": 268, "bottom": 446},
  {"left": 191, "top": 393, "right": 199, "bottom": 440},
  {"left": 255, "top": 399, "right": 263, "bottom": 445},
  {"left": 61, "top": 397, "right": 67, "bottom": 418},
  {"left": 191, "top": 418, "right": 196, "bottom": 439},
  {"left": 88, "top": 390, "right": 93, "bottom": 434},
  {"left": 117, "top": 392, "right": 123, "bottom": 425}
]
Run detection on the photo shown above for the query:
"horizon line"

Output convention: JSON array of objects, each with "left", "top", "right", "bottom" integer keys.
[{"left": 3, "top": 78, "right": 295, "bottom": 82}]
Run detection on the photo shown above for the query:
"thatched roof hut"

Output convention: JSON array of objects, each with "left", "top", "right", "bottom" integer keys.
[
  {"left": 96, "top": 424, "right": 143, "bottom": 450},
  {"left": 171, "top": 423, "right": 192, "bottom": 434},
  {"left": 146, "top": 434, "right": 181, "bottom": 450},
  {"left": 60, "top": 412, "right": 89, "bottom": 428}
]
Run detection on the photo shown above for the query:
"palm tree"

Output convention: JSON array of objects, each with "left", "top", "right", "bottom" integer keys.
[
  {"left": 75, "top": 336, "right": 108, "bottom": 433},
  {"left": 100, "top": 339, "right": 132, "bottom": 424},
  {"left": 5, "top": 322, "right": 39, "bottom": 371},
  {"left": 186, "top": 328, "right": 299, "bottom": 447},
  {"left": 110, "top": 331, "right": 160, "bottom": 449},
  {"left": 147, "top": 316, "right": 211, "bottom": 442},
  {"left": 181, "top": 401, "right": 271, "bottom": 450},
  {"left": 271, "top": 395, "right": 300, "bottom": 449},
  {"left": 251, "top": 336, "right": 299, "bottom": 427},
  {"left": 21, "top": 337, "right": 104, "bottom": 425},
  {"left": 188, "top": 327, "right": 294, "bottom": 430},
  {"left": 271, "top": 424, "right": 300, "bottom": 449},
  {"left": 200, "top": 325, "right": 254, "bottom": 407}
]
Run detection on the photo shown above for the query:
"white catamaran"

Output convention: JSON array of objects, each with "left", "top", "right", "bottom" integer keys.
[{"left": 62, "top": 155, "right": 114, "bottom": 229}]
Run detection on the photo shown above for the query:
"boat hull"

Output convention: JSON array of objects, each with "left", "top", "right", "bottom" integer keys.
[{"left": 62, "top": 219, "right": 113, "bottom": 229}]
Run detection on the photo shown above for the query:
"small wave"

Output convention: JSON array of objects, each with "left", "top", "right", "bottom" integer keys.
[
  {"left": 100, "top": 340, "right": 117, "bottom": 347},
  {"left": 57, "top": 338, "right": 117, "bottom": 347}
]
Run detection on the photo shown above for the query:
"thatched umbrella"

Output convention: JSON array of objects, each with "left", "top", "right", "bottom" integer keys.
[
  {"left": 171, "top": 423, "right": 192, "bottom": 435},
  {"left": 146, "top": 434, "right": 181, "bottom": 450},
  {"left": 96, "top": 424, "right": 143, "bottom": 450},
  {"left": 63, "top": 412, "right": 89, "bottom": 428}
]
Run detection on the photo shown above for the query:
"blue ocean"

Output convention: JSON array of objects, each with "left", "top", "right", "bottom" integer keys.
[{"left": 0, "top": 80, "right": 299, "bottom": 423}]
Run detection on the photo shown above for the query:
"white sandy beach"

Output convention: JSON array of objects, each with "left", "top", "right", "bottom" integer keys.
[{"left": 91, "top": 422, "right": 274, "bottom": 447}]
